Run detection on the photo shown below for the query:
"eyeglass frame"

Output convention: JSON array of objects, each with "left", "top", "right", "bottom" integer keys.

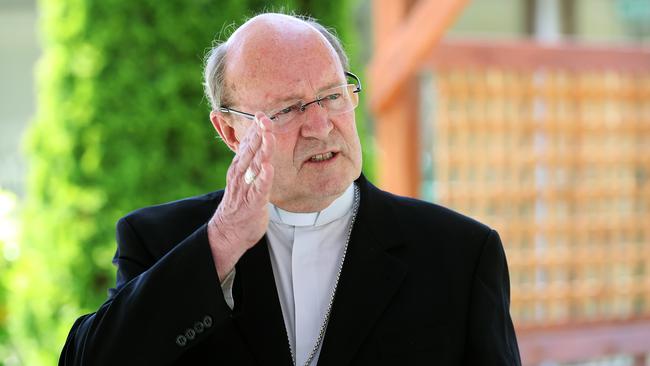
[{"left": 217, "top": 71, "right": 362, "bottom": 123}]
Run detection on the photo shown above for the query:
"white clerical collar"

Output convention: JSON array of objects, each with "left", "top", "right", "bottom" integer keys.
[{"left": 268, "top": 183, "right": 355, "bottom": 227}]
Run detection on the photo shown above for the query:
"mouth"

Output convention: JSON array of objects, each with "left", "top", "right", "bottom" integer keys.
[{"left": 306, "top": 151, "right": 338, "bottom": 163}]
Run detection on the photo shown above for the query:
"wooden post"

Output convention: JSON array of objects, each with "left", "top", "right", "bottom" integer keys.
[
  {"left": 372, "top": 0, "right": 418, "bottom": 196},
  {"left": 369, "top": 0, "right": 468, "bottom": 197},
  {"left": 374, "top": 78, "right": 421, "bottom": 196}
]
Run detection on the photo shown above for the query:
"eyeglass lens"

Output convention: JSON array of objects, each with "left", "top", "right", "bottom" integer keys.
[{"left": 268, "top": 84, "right": 359, "bottom": 133}]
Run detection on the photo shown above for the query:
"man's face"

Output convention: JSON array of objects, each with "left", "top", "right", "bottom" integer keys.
[{"left": 223, "top": 23, "right": 362, "bottom": 211}]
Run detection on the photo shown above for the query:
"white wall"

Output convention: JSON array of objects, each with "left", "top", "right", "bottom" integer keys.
[
  {"left": 0, "top": 0, "right": 39, "bottom": 197},
  {"left": 447, "top": 0, "right": 526, "bottom": 39}
]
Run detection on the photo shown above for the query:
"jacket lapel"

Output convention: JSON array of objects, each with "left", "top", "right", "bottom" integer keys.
[
  {"left": 317, "top": 176, "right": 408, "bottom": 366},
  {"left": 232, "top": 237, "right": 293, "bottom": 365}
]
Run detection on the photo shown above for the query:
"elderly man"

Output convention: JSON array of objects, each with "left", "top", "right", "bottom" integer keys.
[{"left": 60, "top": 13, "right": 521, "bottom": 366}]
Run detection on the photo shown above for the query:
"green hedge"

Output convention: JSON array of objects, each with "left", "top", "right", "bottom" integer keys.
[
  {"left": 10, "top": 0, "right": 367, "bottom": 364},
  {"left": 0, "top": 189, "right": 20, "bottom": 365}
]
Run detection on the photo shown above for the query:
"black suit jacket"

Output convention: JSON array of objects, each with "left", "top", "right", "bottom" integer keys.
[{"left": 60, "top": 175, "right": 521, "bottom": 365}]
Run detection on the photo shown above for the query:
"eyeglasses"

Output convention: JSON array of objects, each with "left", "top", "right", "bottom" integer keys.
[{"left": 219, "top": 71, "right": 362, "bottom": 133}]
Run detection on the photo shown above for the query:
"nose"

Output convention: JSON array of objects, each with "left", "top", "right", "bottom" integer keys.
[{"left": 299, "top": 102, "right": 333, "bottom": 139}]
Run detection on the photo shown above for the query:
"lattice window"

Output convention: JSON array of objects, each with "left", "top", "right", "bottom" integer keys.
[{"left": 424, "top": 66, "right": 650, "bottom": 327}]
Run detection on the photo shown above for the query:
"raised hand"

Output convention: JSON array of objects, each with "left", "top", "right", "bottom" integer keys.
[{"left": 207, "top": 112, "right": 275, "bottom": 281}]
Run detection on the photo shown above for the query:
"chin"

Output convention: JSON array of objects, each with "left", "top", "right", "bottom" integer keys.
[
  {"left": 307, "top": 169, "right": 356, "bottom": 198},
  {"left": 273, "top": 159, "right": 361, "bottom": 210},
  {"left": 313, "top": 180, "right": 348, "bottom": 198}
]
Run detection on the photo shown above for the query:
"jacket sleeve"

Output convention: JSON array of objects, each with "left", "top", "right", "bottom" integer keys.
[
  {"left": 463, "top": 229, "right": 522, "bottom": 366},
  {"left": 58, "top": 216, "right": 247, "bottom": 365}
]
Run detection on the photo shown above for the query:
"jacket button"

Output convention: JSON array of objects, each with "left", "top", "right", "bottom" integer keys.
[
  {"left": 185, "top": 328, "right": 196, "bottom": 340},
  {"left": 176, "top": 335, "right": 187, "bottom": 347},
  {"left": 194, "top": 321, "right": 205, "bottom": 333},
  {"left": 203, "top": 315, "right": 213, "bottom": 328}
]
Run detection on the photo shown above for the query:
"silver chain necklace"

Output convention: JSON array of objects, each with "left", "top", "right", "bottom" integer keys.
[{"left": 288, "top": 184, "right": 360, "bottom": 366}]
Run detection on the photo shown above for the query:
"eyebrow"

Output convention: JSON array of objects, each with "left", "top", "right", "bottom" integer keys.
[{"left": 272, "top": 78, "right": 346, "bottom": 105}]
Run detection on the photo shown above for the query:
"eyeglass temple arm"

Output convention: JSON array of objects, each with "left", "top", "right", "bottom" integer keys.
[
  {"left": 218, "top": 107, "right": 256, "bottom": 120},
  {"left": 345, "top": 71, "right": 362, "bottom": 93}
]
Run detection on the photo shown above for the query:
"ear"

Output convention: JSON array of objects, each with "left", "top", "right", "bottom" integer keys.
[{"left": 210, "top": 110, "right": 240, "bottom": 153}]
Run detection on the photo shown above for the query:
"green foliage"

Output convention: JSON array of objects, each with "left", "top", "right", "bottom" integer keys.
[
  {"left": 0, "top": 189, "right": 21, "bottom": 365},
  {"left": 12, "top": 0, "right": 366, "bottom": 365}
]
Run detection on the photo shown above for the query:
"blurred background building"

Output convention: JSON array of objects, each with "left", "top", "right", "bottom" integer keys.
[
  {"left": 368, "top": 1, "right": 650, "bottom": 365},
  {"left": 1, "top": 0, "right": 649, "bottom": 365}
]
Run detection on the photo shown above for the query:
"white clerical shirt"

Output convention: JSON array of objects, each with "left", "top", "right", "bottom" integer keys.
[{"left": 220, "top": 183, "right": 355, "bottom": 366}]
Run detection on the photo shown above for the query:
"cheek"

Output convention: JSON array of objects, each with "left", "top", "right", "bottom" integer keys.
[
  {"left": 337, "top": 118, "right": 361, "bottom": 152},
  {"left": 342, "top": 125, "right": 363, "bottom": 169},
  {"left": 271, "top": 134, "right": 299, "bottom": 170}
]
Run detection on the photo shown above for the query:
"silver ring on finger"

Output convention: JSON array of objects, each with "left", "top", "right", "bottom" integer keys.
[{"left": 244, "top": 167, "right": 257, "bottom": 185}]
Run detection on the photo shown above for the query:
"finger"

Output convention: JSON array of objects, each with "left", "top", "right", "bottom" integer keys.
[
  {"left": 226, "top": 136, "right": 258, "bottom": 200},
  {"left": 242, "top": 159, "right": 269, "bottom": 208},
  {"left": 241, "top": 112, "right": 273, "bottom": 179},
  {"left": 251, "top": 161, "right": 274, "bottom": 200},
  {"left": 246, "top": 117, "right": 275, "bottom": 186},
  {"left": 260, "top": 127, "right": 275, "bottom": 162},
  {"left": 235, "top": 119, "right": 263, "bottom": 173},
  {"left": 252, "top": 112, "right": 275, "bottom": 162},
  {"left": 255, "top": 112, "right": 273, "bottom": 132},
  {"left": 246, "top": 132, "right": 272, "bottom": 184}
]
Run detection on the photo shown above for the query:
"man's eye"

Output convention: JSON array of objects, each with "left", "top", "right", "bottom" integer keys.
[
  {"left": 272, "top": 104, "right": 299, "bottom": 117},
  {"left": 324, "top": 93, "right": 341, "bottom": 101},
  {"left": 278, "top": 106, "right": 296, "bottom": 115},
  {"left": 270, "top": 105, "right": 299, "bottom": 122}
]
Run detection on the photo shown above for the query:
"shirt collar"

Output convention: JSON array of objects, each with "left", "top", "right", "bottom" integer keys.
[{"left": 268, "top": 183, "right": 355, "bottom": 227}]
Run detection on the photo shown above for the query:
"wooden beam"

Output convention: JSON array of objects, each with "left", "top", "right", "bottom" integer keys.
[
  {"left": 371, "top": 0, "right": 420, "bottom": 196},
  {"left": 426, "top": 39, "right": 650, "bottom": 71},
  {"left": 372, "top": 0, "right": 409, "bottom": 47},
  {"left": 368, "top": 0, "right": 468, "bottom": 113}
]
